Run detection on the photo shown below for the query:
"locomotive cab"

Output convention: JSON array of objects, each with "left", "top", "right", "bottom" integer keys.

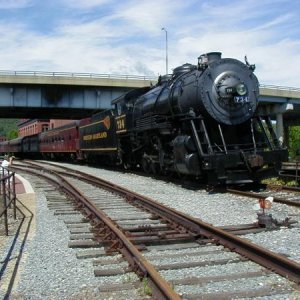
[{"left": 112, "top": 87, "right": 151, "bottom": 133}]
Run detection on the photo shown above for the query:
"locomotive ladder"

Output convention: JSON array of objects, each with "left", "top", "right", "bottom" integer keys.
[{"left": 189, "top": 118, "right": 214, "bottom": 158}]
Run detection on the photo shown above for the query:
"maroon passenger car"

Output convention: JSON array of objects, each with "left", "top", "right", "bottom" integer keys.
[{"left": 39, "top": 121, "right": 80, "bottom": 160}]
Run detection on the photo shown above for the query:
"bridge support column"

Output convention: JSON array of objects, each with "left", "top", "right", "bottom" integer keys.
[{"left": 276, "top": 113, "right": 284, "bottom": 145}]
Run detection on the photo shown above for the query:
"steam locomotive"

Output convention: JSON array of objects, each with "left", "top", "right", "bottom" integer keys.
[{"left": 0, "top": 52, "right": 288, "bottom": 184}]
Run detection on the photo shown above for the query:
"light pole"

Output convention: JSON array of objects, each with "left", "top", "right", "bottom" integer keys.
[{"left": 161, "top": 27, "right": 168, "bottom": 74}]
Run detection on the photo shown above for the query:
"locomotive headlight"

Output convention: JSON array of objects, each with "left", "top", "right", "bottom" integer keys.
[{"left": 236, "top": 83, "right": 247, "bottom": 96}]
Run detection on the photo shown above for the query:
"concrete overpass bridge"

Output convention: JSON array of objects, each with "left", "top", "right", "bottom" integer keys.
[
  {"left": 0, "top": 70, "right": 156, "bottom": 119},
  {"left": 0, "top": 70, "right": 299, "bottom": 143}
]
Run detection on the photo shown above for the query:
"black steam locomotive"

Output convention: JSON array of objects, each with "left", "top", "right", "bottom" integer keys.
[
  {"left": 81, "top": 52, "right": 287, "bottom": 184},
  {"left": 1, "top": 52, "right": 287, "bottom": 184}
]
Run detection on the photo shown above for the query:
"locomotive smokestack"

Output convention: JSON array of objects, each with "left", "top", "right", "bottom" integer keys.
[{"left": 206, "top": 52, "right": 222, "bottom": 63}]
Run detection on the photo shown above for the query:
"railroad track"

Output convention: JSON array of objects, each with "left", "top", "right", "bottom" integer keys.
[
  {"left": 228, "top": 184, "right": 300, "bottom": 208},
  {"left": 227, "top": 184, "right": 300, "bottom": 230},
  {"left": 10, "top": 161, "right": 300, "bottom": 299}
]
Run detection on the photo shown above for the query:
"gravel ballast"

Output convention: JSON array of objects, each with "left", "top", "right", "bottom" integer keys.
[
  {"left": 8, "top": 184, "right": 140, "bottom": 299},
  {"left": 56, "top": 163, "right": 300, "bottom": 265},
  {"left": 2, "top": 162, "right": 299, "bottom": 299}
]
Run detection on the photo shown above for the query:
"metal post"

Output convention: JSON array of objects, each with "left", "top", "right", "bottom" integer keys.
[
  {"left": 200, "top": 119, "right": 214, "bottom": 154},
  {"left": 8, "top": 172, "right": 11, "bottom": 208},
  {"left": 250, "top": 118, "right": 257, "bottom": 154},
  {"left": 2, "top": 179, "right": 8, "bottom": 235},
  {"left": 218, "top": 124, "right": 228, "bottom": 154},
  {"left": 12, "top": 173, "right": 16, "bottom": 219},
  {"left": 161, "top": 28, "right": 168, "bottom": 74},
  {"left": 190, "top": 119, "right": 204, "bottom": 157}
]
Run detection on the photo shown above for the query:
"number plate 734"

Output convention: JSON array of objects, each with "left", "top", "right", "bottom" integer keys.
[{"left": 234, "top": 96, "right": 250, "bottom": 103}]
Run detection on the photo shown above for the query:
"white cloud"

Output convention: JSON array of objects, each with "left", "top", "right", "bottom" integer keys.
[
  {"left": 0, "top": 0, "right": 299, "bottom": 87},
  {"left": 113, "top": 0, "right": 178, "bottom": 33},
  {"left": 173, "top": 26, "right": 300, "bottom": 87}
]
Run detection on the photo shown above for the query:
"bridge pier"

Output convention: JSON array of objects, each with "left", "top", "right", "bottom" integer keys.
[
  {"left": 276, "top": 113, "right": 284, "bottom": 145},
  {"left": 258, "top": 103, "right": 294, "bottom": 147}
]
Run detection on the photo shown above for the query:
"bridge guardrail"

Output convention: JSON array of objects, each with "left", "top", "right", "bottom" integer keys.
[
  {"left": 0, "top": 70, "right": 157, "bottom": 81},
  {"left": 0, "top": 70, "right": 299, "bottom": 91},
  {"left": 259, "top": 84, "right": 300, "bottom": 93}
]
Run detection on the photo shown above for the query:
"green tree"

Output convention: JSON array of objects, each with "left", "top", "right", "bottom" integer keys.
[
  {"left": 0, "top": 119, "right": 19, "bottom": 139},
  {"left": 8, "top": 129, "right": 18, "bottom": 140},
  {"left": 289, "top": 126, "right": 300, "bottom": 159}
]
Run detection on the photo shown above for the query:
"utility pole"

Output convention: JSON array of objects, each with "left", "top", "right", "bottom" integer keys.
[{"left": 161, "top": 27, "right": 168, "bottom": 74}]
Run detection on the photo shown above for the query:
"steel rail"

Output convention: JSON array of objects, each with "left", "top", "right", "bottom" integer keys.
[
  {"left": 56, "top": 176, "right": 180, "bottom": 300},
  {"left": 264, "top": 183, "right": 300, "bottom": 193},
  {"left": 227, "top": 188, "right": 300, "bottom": 208},
  {"left": 11, "top": 164, "right": 180, "bottom": 300},
  {"left": 282, "top": 185, "right": 300, "bottom": 192},
  {"left": 14, "top": 162, "right": 300, "bottom": 283},
  {"left": 30, "top": 161, "right": 300, "bottom": 284}
]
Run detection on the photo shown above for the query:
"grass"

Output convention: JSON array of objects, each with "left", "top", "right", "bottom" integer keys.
[
  {"left": 261, "top": 177, "right": 298, "bottom": 186},
  {"left": 140, "top": 278, "right": 152, "bottom": 297}
]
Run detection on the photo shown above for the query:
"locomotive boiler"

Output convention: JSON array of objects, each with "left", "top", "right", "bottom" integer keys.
[{"left": 113, "top": 52, "right": 287, "bottom": 183}]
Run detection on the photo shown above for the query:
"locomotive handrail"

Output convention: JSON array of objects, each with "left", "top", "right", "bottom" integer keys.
[{"left": 0, "top": 70, "right": 157, "bottom": 81}]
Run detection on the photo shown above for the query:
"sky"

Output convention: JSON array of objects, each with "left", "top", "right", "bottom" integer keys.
[{"left": 0, "top": 0, "right": 299, "bottom": 87}]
